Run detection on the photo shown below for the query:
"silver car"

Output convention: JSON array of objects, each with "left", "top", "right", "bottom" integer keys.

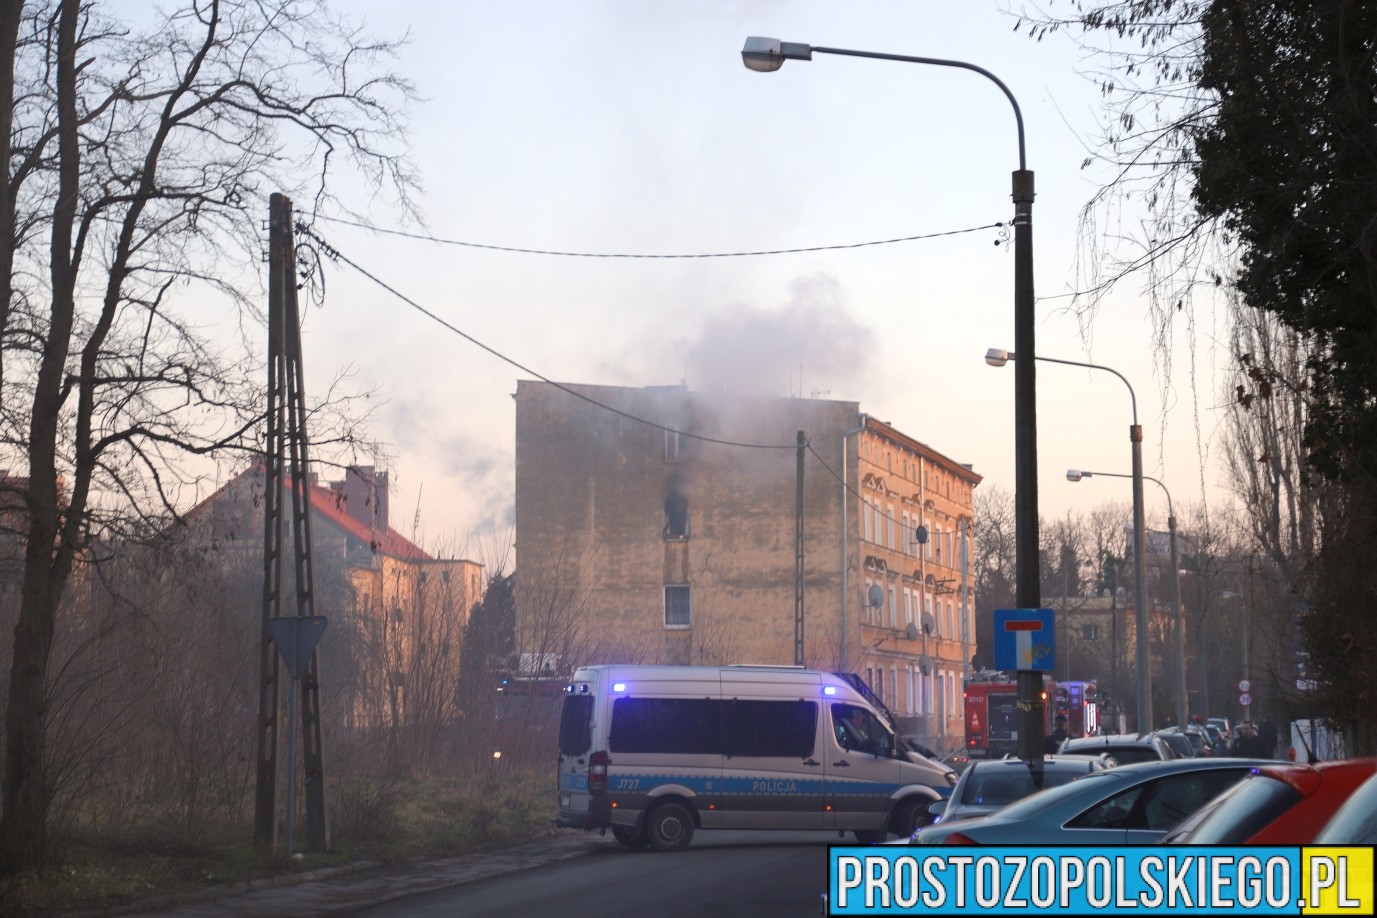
[
  {"left": 930, "top": 755, "right": 1112, "bottom": 825},
  {"left": 910, "top": 758, "right": 1267, "bottom": 845}
]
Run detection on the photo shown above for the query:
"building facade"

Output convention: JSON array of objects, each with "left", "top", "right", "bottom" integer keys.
[
  {"left": 512, "top": 381, "right": 980, "bottom": 752},
  {"left": 187, "top": 464, "right": 485, "bottom": 730}
]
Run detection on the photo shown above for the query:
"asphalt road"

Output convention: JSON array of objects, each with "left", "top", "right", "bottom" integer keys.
[{"left": 338, "top": 830, "right": 837, "bottom": 918}]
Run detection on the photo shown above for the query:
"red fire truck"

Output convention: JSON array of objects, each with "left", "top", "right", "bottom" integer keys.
[
  {"left": 1053, "top": 679, "right": 1100, "bottom": 738},
  {"left": 962, "top": 671, "right": 1057, "bottom": 759}
]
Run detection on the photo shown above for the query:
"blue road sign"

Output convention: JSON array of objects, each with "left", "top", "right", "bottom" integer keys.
[
  {"left": 993, "top": 608, "right": 1055, "bottom": 671},
  {"left": 267, "top": 615, "right": 328, "bottom": 678}
]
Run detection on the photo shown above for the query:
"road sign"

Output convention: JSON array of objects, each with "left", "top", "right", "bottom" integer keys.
[
  {"left": 993, "top": 608, "right": 1055, "bottom": 671},
  {"left": 1238, "top": 679, "right": 1251, "bottom": 693},
  {"left": 1239, "top": 692, "right": 1253, "bottom": 707},
  {"left": 267, "top": 615, "right": 328, "bottom": 678}
]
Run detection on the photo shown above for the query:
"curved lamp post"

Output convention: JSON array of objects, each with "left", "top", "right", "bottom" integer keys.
[
  {"left": 742, "top": 37, "right": 1041, "bottom": 759},
  {"left": 988, "top": 348, "right": 1151, "bottom": 733},
  {"left": 742, "top": 37, "right": 1039, "bottom": 610},
  {"left": 1068, "top": 469, "right": 1188, "bottom": 729}
]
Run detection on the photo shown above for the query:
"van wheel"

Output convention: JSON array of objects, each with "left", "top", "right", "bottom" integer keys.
[
  {"left": 612, "top": 826, "right": 644, "bottom": 849},
  {"left": 852, "top": 829, "right": 886, "bottom": 844},
  {"left": 897, "top": 798, "right": 935, "bottom": 837},
  {"left": 644, "top": 801, "right": 695, "bottom": 852}
]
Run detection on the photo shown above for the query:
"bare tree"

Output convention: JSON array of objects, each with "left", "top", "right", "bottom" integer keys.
[{"left": 1, "top": 0, "right": 415, "bottom": 869}]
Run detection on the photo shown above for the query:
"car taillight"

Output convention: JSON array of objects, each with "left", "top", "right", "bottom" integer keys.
[
  {"left": 943, "top": 832, "right": 979, "bottom": 845},
  {"left": 588, "top": 750, "right": 610, "bottom": 795}
]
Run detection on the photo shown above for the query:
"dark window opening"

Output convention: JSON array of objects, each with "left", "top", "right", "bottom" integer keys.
[{"left": 664, "top": 492, "right": 689, "bottom": 540}]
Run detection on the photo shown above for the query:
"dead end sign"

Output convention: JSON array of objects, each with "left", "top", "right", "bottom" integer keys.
[{"left": 993, "top": 608, "right": 1055, "bottom": 671}]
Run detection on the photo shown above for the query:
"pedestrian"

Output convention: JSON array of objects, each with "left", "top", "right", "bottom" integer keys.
[
  {"left": 1044, "top": 715, "right": 1069, "bottom": 755},
  {"left": 1229, "top": 721, "right": 1271, "bottom": 758}
]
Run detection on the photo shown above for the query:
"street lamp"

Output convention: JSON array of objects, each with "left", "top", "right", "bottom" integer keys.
[
  {"left": 1068, "top": 469, "right": 1188, "bottom": 729},
  {"left": 988, "top": 347, "right": 1150, "bottom": 733},
  {"left": 744, "top": 38, "right": 1038, "bottom": 605},
  {"left": 743, "top": 37, "right": 1041, "bottom": 757}
]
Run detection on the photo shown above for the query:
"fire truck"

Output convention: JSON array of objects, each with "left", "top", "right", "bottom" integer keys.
[
  {"left": 1053, "top": 679, "right": 1100, "bottom": 738},
  {"left": 962, "top": 671, "right": 1059, "bottom": 759}
]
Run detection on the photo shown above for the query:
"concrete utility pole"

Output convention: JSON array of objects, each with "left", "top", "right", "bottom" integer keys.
[{"left": 255, "top": 193, "right": 330, "bottom": 853}]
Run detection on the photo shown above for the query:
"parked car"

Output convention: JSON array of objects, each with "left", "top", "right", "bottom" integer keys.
[
  {"left": 1315, "top": 771, "right": 1377, "bottom": 844},
  {"left": 909, "top": 758, "right": 1266, "bottom": 846},
  {"left": 930, "top": 755, "right": 1112, "bottom": 825},
  {"left": 1154, "top": 730, "right": 1197, "bottom": 759},
  {"left": 1059, "top": 733, "right": 1178, "bottom": 764},
  {"left": 1182, "top": 726, "right": 1215, "bottom": 756},
  {"left": 1206, "top": 717, "right": 1232, "bottom": 741},
  {"left": 1161, "top": 758, "right": 1377, "bottom": 845}
]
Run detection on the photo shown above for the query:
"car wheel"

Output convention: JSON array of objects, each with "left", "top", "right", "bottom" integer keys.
[
  {"left": 897, "top": 798, "right": 936, "bottom": 836},
  {"left": 644, "top": 801, "right": 695, "bottom": 852},
  {"left": 612, "top": 826, "right": 645, "bottom": 849}
]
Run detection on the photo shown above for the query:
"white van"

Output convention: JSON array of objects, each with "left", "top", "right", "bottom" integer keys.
[{"left": 555, "top": 664, "right": 955, "bottom": 851}]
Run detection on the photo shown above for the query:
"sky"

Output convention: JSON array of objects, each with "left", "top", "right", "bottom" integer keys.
[{"left": 284, "top": 1, "right": 1237, "bottom": 557}]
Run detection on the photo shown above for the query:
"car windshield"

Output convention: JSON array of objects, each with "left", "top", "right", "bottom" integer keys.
[
  {"left": 1315, "top": 773, "right": 1377, "bottom": 844},
  {"left": 988, "top": 771, "right": 1120, "bottom": 819}
]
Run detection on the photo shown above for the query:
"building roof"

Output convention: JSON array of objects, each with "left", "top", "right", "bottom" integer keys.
[{"left": 186, "top": 464, "right": 431, "bottom": 562}]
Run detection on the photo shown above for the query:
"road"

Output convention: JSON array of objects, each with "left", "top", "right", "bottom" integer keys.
[{"left": 339, "top": 830, "right": 837, "bottom": 918}]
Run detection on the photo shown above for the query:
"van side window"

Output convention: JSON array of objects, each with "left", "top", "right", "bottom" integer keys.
[
  {"left": 610, "top": 697, "right": 720, "bottom": 755},
  {"left": 832, "top": 703, "right": 891, "bottom": 756},
  {"left": 723, "top": 700, "right": 817, "bottom": 758}
]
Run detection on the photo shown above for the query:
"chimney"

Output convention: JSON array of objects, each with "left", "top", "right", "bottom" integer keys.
[{"left": 343, "top": 466, "right": 389, "bottom": 532}]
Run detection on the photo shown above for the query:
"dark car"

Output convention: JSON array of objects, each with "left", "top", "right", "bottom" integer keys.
[
  {"left": 1059, "top": 733, "right": 1177, "bottom": 764},
  {"left": 1154, "top": 730, "right": 1197, "bottom": 759},
  {"left": 931, "top": 755, "right": 1111, "bottom": 825},
  {"left": 1162, "top": 758, "right": 1377, "bottom": 845}
]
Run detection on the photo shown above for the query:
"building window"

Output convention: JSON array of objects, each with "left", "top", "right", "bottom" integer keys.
[
  {"left": 888, "top": 585, "right": 898, "bottom": 629},
  {"left": 664, "top": 585, "right": 691, "bottom": 628},
  {"left": 1082, "top": 623, "right": 1101, "bottom": 641},
  {"left": 664, "top": 492, "right": 689, "bottom": 540},
  {"left": 665, "top": 429, "right": 684, "bottom": 461}
]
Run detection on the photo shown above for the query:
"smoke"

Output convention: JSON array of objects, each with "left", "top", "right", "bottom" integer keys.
[{"left": 683, "top": 273, "right": 876, "bottom": 398}]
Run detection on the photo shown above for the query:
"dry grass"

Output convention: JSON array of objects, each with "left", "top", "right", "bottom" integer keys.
[{"left": 0, "top": 763, "right": 555, "bottom": 916}]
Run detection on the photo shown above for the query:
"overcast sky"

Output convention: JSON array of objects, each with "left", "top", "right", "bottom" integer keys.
[{"left": 279, "top": 1, "right": 1235, "bottom": 557}]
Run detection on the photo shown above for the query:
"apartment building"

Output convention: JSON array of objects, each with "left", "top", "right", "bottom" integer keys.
[{"left": 513, "top": 381, "right": 980, "bottom": 751}]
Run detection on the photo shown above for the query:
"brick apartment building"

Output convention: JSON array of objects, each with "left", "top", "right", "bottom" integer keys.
[{"left": 512, "top": 381, "right": 980, "bottom": 750}]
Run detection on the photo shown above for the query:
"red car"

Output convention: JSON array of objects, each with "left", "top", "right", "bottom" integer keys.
[{"left": 1162, "top": 758, "right": 1377, "bottom": 845}]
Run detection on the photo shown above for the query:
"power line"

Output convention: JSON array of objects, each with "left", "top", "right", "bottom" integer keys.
[
  {"left": 298, "top": 224, "right": 803, "bottom": 452},
  {"left": 314, "top": 214, "right": 1006, "bottom": 259}
]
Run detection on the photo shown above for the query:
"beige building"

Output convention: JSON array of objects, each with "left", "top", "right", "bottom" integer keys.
[
  {"left": 187, "top": 464, "right": 485, "bottom": 730},
  {"left": 513, "top": 381, "right": 980, "bottom": 750}
]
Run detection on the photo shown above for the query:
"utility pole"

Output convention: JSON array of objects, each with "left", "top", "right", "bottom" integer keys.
[{"left": 255, "top": 193, "right": 330, "bottom": 853}]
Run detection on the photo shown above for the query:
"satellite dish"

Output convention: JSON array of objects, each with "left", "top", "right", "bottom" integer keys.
[
  {"left": 921, "top": 612, "right": 936, "bottom": 635},
  {"left": 914, "top": 524, "right": 929, "bottom": 545},
  {"left": 919, "top": 654, "right": 932, "bottom": 676},
  {"left": 905, "top": 622, "right": 919, "bottom": 641},
  {"left": 867, "top": 585, "right": 884, "bottom": 609}
]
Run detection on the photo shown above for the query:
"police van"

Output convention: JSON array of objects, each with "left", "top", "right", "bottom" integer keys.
[{"left": 555, "top": 664, "right": 956, "bottom": 851}]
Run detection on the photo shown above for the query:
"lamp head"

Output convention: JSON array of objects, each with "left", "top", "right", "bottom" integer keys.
[
  {"left": 984, "top": 347, "right": 1013, "bottom": 367},
  {"left": 741, "top": 36, "right": 812, "bottom": 72},
  {"left": 1067, "top": 469, "right": 1089, "bottom": 482}
]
